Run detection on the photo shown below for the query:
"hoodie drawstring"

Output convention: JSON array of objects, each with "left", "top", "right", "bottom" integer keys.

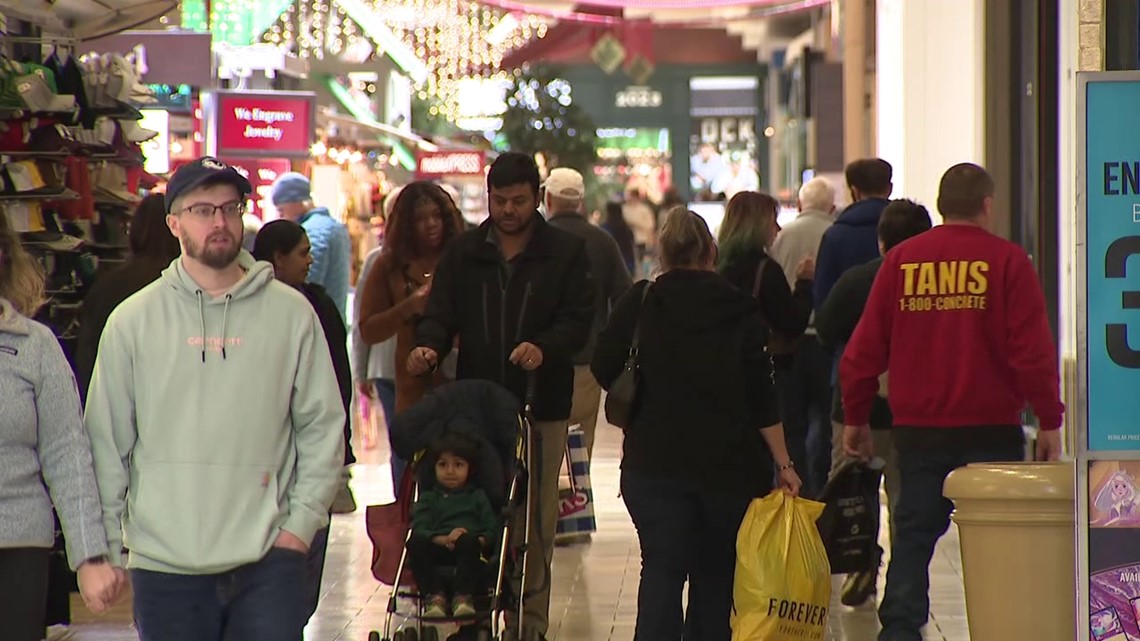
[
  {"left": 195, "top": 290, "right": 206, "bottom": 363},
  {"left": 220, "top": 294, "right": 232, "bottom": 360}
]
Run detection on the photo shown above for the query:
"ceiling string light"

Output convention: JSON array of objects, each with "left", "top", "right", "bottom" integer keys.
[{"left": 261, "top": 0, "right": 546, "bottom": 120}]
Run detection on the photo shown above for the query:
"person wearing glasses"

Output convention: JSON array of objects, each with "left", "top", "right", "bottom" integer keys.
[{"left": 84, "top": 157, "right": 346, "bottom": 641}]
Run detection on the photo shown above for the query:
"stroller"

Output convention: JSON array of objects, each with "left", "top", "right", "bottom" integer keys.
[{"left": 366, "top": 378, "right": 538, "bottom": 641}]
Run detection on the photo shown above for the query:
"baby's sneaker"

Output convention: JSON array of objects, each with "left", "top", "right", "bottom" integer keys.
[
  {"left": 423, "top": 594, "right": 448, "bottom": 619},
  {"left": 452, "top": 594, "right": 476, "bottom": 618}
]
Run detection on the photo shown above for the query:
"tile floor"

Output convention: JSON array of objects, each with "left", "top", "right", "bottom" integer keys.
[{"left": 67, "top": 421, "right": 970, "bottom": 641}]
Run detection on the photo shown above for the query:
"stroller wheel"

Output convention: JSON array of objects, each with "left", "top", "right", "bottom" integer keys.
[
  {"left": 422, "top": 627, "right": 440, "bottom": 641},
  {"left": 402, "top": 629, "right": 418, "bottom": 641},
  {"left": 368, "top": 633, "right": 380, "bottom": 641}
]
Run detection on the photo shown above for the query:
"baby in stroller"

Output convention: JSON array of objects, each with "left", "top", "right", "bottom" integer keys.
[{"left": 410, "top": 430, "right": 498, "bottom": 619}]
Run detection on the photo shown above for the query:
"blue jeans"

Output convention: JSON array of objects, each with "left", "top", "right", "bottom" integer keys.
[
  {"left": 878, "top": 439, "right": 1025, "bottom": 641},
  {"left": 373, "top": 379, "right": 402, "bottom": 487},
  {"left": 132, "top": 547, "right": 307, "bottom": 641},
  {"left": 775, "top": 337, "right": 833, "bottom": 498},
  {"left": 621, "top": 470, "right": 752, "bottom": 641}
]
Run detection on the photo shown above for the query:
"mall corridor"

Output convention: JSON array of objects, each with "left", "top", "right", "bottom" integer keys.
[{"left": 65, "top": 422, "right": 971, "bottom": 641}]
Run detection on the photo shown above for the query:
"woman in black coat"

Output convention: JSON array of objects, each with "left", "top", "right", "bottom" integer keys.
[
  {"left": 252, "top": 219, "right": 352, "bottom": 624},
  {"left": 591, "top": 208, "right": 801, "bottom": 641}
]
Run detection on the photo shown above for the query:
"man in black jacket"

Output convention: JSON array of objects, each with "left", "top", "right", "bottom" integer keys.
[
  {"left": 409, "top": 152, "right": 593, "bottom": 639},
  {"left": 816, "top": 198, "right": 932, "bottom": 607}
]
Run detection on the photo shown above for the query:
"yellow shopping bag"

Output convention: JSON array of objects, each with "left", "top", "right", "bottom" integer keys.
[{"left": 731, "top": 491, "right": 831, "bottom": 641}]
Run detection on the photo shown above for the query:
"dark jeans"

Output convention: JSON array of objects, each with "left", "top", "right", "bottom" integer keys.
[
  {"left": 775, "top": 337, "right": 833, "bottom": 498},
  {"left": 132, "top": 547, "right": 307, "bottom": 641},
  {"left": 621, "top": 470, "right": 752, "bottom": 641},
  {"left": 375, "top": 378, "right": 403, "bottom": 488},
  {"left": 878, "top": 439, "right": 1025, "bottom": 641},
  {"left": 407, "top": 533, "right": 484, "bottom": 597},
  {"left": 304, "top": 526, "right": 331, "bottom": 622},
  {"left": 0, "top": 548, "right": 49, "bottom": 641}
]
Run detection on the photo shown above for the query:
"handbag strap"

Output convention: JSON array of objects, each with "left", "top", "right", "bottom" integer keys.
[
  {"left": 629, "top": 282, "right": 652, "bottom": 355},
  {"left": 751, "top": 256, "right": 768, "bottom": 300}
]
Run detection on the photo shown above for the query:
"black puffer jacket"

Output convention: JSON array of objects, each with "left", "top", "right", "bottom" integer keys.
[{"left": 415, "top": 216, "right": 594, "bottom": 422}]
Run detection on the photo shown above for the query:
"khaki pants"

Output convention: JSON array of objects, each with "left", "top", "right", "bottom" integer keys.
[
  {"left": 510, "top": 418, "right": 568, "bottom": 637},
  {"left": 568, "top": 365, "right": 602, "bottom": 459},
  {"left": 829, "top": 421, "right": 900, "bottom": 543}
]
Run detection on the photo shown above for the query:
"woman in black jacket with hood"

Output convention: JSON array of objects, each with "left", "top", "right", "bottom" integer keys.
[
  {"left": 76, "top": 194, "right": 181, "bottom": 399},
  {"left": 252, "top": 219, "right": 353, "bottom": 624},
  {"left": 591, "top": 208, "right": 801, "bottom": 641}
]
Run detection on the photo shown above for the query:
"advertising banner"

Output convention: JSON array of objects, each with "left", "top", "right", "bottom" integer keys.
[
  {"left": 1085, "top": 78, "right": 1140, "bottom": 451},
  {"left": 213, "top": 91, "right": 316, "bottom": 158},
  {"left": 1079, "top": 72, "right": 1140, "bottom": 641}
]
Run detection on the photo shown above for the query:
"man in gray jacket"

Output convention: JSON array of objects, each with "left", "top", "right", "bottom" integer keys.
[{"left": 545, "top": 168, "right": 632, "bottom": 457}]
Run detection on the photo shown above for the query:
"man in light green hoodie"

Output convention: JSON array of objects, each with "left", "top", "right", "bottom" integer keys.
[{"left": 85, "top": 157, "right": 346, "bottom": 641}]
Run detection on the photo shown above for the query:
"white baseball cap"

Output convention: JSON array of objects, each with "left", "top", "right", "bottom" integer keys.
[{"left": 543, "top": 167, "right": 585, "bottom": 200}]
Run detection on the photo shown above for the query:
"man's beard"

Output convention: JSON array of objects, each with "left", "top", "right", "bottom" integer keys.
[
  {"left": 184, "top": 231, "right": 241, "bottom": 269},
  {"left": 492, "top": 211, "right": 535, "bottom": 237}
]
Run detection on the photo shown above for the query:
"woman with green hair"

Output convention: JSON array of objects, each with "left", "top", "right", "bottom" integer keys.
[{"left": 716, "top": 191, "right": 816, "bottom": 482}]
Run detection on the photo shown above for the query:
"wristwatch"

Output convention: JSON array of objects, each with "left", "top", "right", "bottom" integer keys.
[
  {"left": 776, "top": 460, "right": 796, "bottom": 472},
  {"left": 81, "top": 554, "right": 109, "bottom": 566}
]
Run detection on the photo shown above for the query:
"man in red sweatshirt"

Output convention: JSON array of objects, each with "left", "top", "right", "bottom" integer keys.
[{"left": 840, "top": 162, "right": 1064, "bottom": 641}]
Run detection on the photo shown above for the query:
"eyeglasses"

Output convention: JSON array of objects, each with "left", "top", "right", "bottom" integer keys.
[{"left": 179, "top": 201, "right": 246, "bottom": 221}]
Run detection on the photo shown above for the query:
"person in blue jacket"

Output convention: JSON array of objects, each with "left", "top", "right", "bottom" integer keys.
[
  {"left": 813, "top": 158, "right": 894, "bottom": 310},
  {"left": 271, "top": 173, "right": 352, "bottom": 321}
]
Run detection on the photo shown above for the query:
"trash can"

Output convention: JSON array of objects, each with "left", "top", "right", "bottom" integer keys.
[{"left": 943, "top": 461, "right": 1075, "bottom": 641}]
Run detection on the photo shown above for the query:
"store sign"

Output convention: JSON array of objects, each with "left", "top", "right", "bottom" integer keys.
[
  {"left": 696, "top": 117, "right": 757, "bottom": 144},
  {"left": 214, "top": 91, "right": 315, "bottom": 158},
  {"left": 415, "top": 151, "right": 485, "bottom": 179},
  {"left": 220, "top": 157, "right": 292, "bottom": 219},
  {"left": 1078, "top": 72, "right": 1140, "bottom": 641},
  {"left": 615, "top": 86, "right": 662, "bottom": 109}
]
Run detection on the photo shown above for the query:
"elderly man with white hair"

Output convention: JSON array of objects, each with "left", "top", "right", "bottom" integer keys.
[
  {"left": 771, "top": 177, "right": 836, "bottom": 286},
  {"left": 769, "top": 176, "right": 837, "bottom": 499}
]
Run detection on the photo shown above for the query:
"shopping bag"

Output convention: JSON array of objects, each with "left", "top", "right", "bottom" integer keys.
[
  {"left": 555, "top": 426, "right": 597, "bottom": 537},
  {"left": 816, "top": 458, "right": 884, "bottom": 574},
  {"left": 731, "top": 491, "right": 831, "bottom": 641},
  {"left": 365, "top": 467, "right": 416, "bottom": 587}
]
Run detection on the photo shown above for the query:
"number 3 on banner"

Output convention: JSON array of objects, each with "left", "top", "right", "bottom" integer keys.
[{"left": 1105, "top": 236, "right": 1140, "bottom": 368}]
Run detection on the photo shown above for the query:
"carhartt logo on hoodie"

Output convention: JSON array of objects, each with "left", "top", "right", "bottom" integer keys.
[{"left": 187, "top": 336, "right": 244, "bottom": 353}]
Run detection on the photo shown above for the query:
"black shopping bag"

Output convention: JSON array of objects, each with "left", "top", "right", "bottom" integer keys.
[{"left": 816, "top": 459, "right": 884, "bottom": 575}]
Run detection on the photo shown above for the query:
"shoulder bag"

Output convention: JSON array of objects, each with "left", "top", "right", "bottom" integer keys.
[{"left": 604, "top": 283, "right": 652, "bottom": 430}]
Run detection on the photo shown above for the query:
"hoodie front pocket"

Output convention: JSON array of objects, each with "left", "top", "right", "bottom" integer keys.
[{"left": 128, "top": 461, "right": 283, "bottom": 572}]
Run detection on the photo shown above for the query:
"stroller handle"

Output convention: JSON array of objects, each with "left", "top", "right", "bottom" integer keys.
[{"left": 524, "top": 369, "right": 537, "bottom": 413}]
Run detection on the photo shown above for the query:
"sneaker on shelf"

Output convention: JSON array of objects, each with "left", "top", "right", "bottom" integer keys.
[
  {"left": 452, "top": 595, "right": 476, "bottom": 618},
  {"left": 15, "top": 72, "right": 75, "bottom": 113},
  {"left": 118, "top": 120, "right": 159, "bottom": 143},
  {"left": 423, "top": 594, "right": 448, "bottom": 619}
]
